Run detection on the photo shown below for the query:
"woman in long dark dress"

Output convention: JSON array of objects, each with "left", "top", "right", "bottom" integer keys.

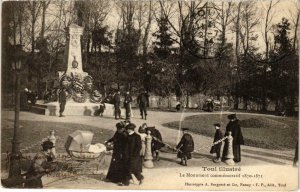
[
  {"left": 222, "top": 114, "right": 244, "bottom": 162},
  {"left": 105, "top": 122, "right": 127, "bottom": 183}
]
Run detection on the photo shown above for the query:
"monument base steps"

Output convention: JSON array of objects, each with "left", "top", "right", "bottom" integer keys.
[{"left": 32, "top": 100, "right": 126, "bottom": 117}]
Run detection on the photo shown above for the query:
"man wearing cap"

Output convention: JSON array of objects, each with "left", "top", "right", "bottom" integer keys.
[
  {"left": 124, "top": 91, "right": 133, "bottom": 120},
  {"left": 113, "top": 90, "right": 121, "bottom": 120},
  {"left": 24, "top": 141, "right": 56, "bottom": 188},
  {"left": 210, "top": 123, "right": 223, "bottom": 163},
  {"left": 58, "top": 88, "right": 67, "bottom": 117},
  {"left": 137, "top": 89, "right": 149, "bottom": 120},
  {"left": 222, "top": 114, "right": 244, "bottom": 162},
  {"left": 123, "top": 123, "right": 144, "bottom": 186},
  {"left": 175, "top": 128, "right": 194, "bottom": 166}
]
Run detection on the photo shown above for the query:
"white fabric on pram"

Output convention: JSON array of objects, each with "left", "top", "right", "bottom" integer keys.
[{"left": 87, "top": 143, "right": 106, "bottom": 153}]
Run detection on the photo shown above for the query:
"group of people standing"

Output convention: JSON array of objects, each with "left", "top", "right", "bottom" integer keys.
[
  {"left": 173, "top": 113, "right": 244, "bottom": 167},
  {"left": 105, "top": 122, "right": 143, "bottom": 186},
  {"left": 110, "top": 90, "right": 132, "bottom": 120},
  {"left": 56, "top": 88, "right": 150, "bottom": 120},
  {"left": 104, "top": 89, "right": 150, "bottom": 121},
  {"left": 104, "top": 113, "right": 245, "bottom": 186},
  {"left": 105, "top": 120, "right": 165, "bottom": 186},
  {"left": 210, "top": 114, "right": 244, "bottom": 163}
]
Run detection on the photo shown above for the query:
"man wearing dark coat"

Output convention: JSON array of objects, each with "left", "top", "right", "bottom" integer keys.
[
  {"left": 210, "top": 123, "right": 223, "bottom": 163},
  {"left": 124, "top": 91, "right": 132, "bottom": 120},
  {"left": 146, "top": 126, "right": 165, "bottom": 161},
  {"left": 113, "top": 91, "right": 121, "bottom": 120},
  {"left": 137, "top": 90, "right": 149, "bottom": 120},
  {"left": 105, "top": 122, "right": 127, "bottom": 183},
  {"left": 123, "top": 123, "right": 143, "bottom": 186},
  {"left": 222, "top": 114, "right": 244, "bottom": 162},
  {"left": 58, "top": 88, "right": 67, "bottom": 117},
  {"left": 176, "top": 128, "right": 194, "bottom": 166},
  {"left": 24, "top": 141, "right": 56, "bottom": 188}
]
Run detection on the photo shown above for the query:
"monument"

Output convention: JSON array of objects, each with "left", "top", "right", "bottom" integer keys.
[
  {"left": 58, "top": 24, "right": 96, "bottom": 103},
  {"left": 42, "top": 24, "right": 125, "bottom": 116}
]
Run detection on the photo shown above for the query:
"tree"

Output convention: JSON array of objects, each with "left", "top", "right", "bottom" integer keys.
[
  {"left": 90, "top": 26, "right": 114, "bottom": 95},
  {"left": 288, "top": 2, "right": 300, "bottom": 51},
  {"left": 26, "top": 1, "right": 43, "bottom": 81},
  {"left": 153, "top": 17, "right": 175, "bottom": 60},
  {"left": 136, "top": 1, "right": 154, "bottom": 56},
  {"left": 231, "top": 1, "right": 260, "bottom": 109},
  {"left": 270, "top": 18, "right": 298, "bottom": 115},
  {"left": 115, "top": 1, "right": 141, "bottom": 90},
  {"left": 260, "top": 0, "right": 279, "bottom": 111},
  {"left": 151, "top": 12, "right": 176, "bottom": 99}
]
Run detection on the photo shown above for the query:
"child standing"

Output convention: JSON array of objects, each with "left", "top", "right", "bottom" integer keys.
[
  {"left": 175, "top": 128, "right": 194, "bottom": 166},
  {"left": 99, "top": 99, "right": 106, "bottom": 117},
  {"left": 210, "top": 123, "right": 223, "bottom": 163}
]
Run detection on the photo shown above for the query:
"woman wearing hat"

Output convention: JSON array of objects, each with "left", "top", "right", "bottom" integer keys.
[
  {"left": 222, "top": 114, "right": 244, "bottom": 162},
  {"left": 105, "top": 122, "right": 127, "bottom": 184},
  {"left": 24, "top": 141, "right": 56, "bottom": 188},
  {"left": 175, "top": 128, "right": 194, "bottom": 166}
]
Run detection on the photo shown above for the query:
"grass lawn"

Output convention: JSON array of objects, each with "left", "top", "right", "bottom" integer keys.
[
  {"left": 163, "top": 114, "right": 298, "bottom": 150},
  {"left": 1, "top": 120, "right": 114, "bottom": 154}
]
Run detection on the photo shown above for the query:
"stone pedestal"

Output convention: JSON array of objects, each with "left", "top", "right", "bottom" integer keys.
[
  {"left": 143, "top": 131, "right": 154, "bottom": 168},
  {"left": 65, "top": 24, "right": 87, "bottom": 78},
  {"left": 48, "top": 130, "right": 57, "bottom": 158},
  {"left": 225, "top": 131, "right": 235, "bottom": 166}
]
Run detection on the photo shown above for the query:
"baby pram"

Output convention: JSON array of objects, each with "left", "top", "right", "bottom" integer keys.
[{"left": 64, "top": 130, "right": 106, "bottom": 173}]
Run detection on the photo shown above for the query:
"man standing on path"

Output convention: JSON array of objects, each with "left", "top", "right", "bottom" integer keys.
[
  {"left": 58, "top": 88, "right": 67, "bottom": 117},
  {"left": 114, "top": 90, "right": 121, "bottom": 120},
  {"left": 222, "top": 114, "right": 244, "bottom": 162},
  {"left": 137, "top": 89, "right": 149, "bottom": 120},
  {"left": 124, "top": 91, "right": 132, "bottom": 120}
]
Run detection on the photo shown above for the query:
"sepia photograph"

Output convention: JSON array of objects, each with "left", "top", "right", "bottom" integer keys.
[{"left": 0, "top": 0, "right": 299, "bottom": 190}]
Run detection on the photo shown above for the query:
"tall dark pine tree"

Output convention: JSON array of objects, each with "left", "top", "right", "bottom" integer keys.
[
  {"left": 273, "top": 18, "right": 292, "bottom": 54},
  {"left": 270, "top": 18, "right": 298, "bottom": 115},
  {"left": 153, "top": 17, "right": 174, "bottom": 60},
  {"left": 115, "top": 27, "right": 140, "bottom": 90},
  {"left": 151, "top": 16, "right": 175, "bottom": 97}
]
